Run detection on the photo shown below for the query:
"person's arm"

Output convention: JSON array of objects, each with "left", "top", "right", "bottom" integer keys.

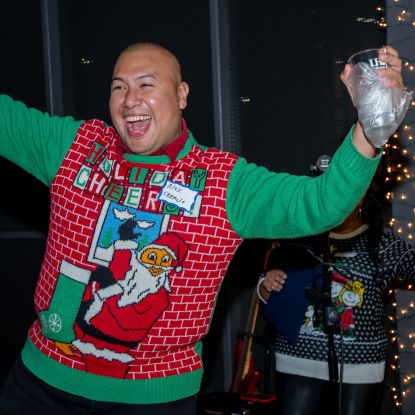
[
  {"left": 0, "top": 94, "right": 83, "bottom": 185},
  {"left": 227, "top": 128, "right": 380, "bottom": 239},
  {"left": 227, "top": 46, "right": 405, "bottom": 240},
  {"left": 350, "top": 121, "right": 375, "bottom": 157}
]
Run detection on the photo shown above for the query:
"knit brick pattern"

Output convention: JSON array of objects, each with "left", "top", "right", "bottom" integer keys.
[{"left": 29, "top": 119, "right": 242, "bottom": 380}]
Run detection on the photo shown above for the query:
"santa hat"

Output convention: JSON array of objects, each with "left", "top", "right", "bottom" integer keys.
[
  {"left": 331, "top": 270, "right": 348, "bottom": 284},
  {"left": 145, "top": 232, "right": 188, "bottom": 272}
]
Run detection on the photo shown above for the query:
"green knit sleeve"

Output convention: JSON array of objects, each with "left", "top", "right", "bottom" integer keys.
[
  {"left": 0, "top": 94, "right": 83, "bottom": 186},
  {"left": 226, "top": 127, "right": 381, "bottom": 239}
]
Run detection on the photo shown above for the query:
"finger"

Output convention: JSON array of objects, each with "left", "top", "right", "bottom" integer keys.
[
  {"left": 377, "top": 67, "right": 404, "bottom": 89},
  {"left": 379, "top": 49, "right": 402, "bottom": 72},
  {"left": 340, "top": 64, "right": 352, "bottom": 83},
  {"left": 269, "top": 279, "right": 285, "bottom": 291},
  {"left": 262, "top": 279, "right": 273, "bottom": 292},
  {"left": 383, "top": 45, "right": 399, "bottom": 58},
  {"left": 266, "top": 269, "right": 285, "bottom": 278},
  {"left": 340, "top": 64, "right": 356, "bottom": 106},
  {"left": 270, "top": 274, "right": 287, "bottom": 290},
  {"left": 268, "top": 270, "right": 287, "bottom": 282},
  {"left": 382, "top": 76, "right": 403, "bottom": 89},
  {"left": 273, "top": 282, "right": 284, "bottom": 292},
  {"left": 264, "top": 272, "right": 286, "bottom": 292},
  {"left": 263, "top": 280, "right": 284, "bottom": 292},
  {"left": 274, "top": 273, "right": 287, "bottom": 284}
]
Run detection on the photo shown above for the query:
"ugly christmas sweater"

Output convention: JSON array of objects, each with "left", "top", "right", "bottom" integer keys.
[
  {"left": 0, "top": 95, "right": 380, "bottom": 403},
  {"left": 271, "top": 225, "right": 415, "bottom": 383}
]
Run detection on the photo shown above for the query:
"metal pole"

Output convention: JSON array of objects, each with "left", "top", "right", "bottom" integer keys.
[
  {"left": 40, "top": 0, "right": 64, "bottom": 116},
  {"left": 209, "top": 0, "right": 242, "bottom": 390},
  {"left": 209, "top": 0, "right": 241, "bottom": 154}
]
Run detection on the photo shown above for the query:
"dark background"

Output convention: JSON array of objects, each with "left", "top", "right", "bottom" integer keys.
[
  {"left": 1, "top": 1, "right": 397, "bottom": 413},
  {"left": 233, "top": 0, "right": 385, "bottom": 174}
]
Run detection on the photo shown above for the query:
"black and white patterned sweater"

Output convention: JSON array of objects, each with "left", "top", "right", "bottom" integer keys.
[{"left": 269, "top": 225, "right": 415, "bottom": 383}]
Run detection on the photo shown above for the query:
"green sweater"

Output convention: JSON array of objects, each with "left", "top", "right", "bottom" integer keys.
[
  {"left": 0, "top": 94, "right": 380, "bottom": 403},
  {"left": 0, "top": 94, "right": 380, "bottom": 240}
]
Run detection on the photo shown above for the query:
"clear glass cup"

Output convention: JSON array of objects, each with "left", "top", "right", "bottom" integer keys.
[
  {"left": 347, "top": 48, "right": 387, "bottom": 69},
  {"left": 347, "top": 48, "right": 412, "bottom": 148}
]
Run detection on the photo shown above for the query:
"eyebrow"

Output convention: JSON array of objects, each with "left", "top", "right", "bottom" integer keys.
[{"left": 111, "top": 74, "right": 156, "bottom": 82}]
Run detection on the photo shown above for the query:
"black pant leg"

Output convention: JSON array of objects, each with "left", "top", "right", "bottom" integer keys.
[
  {"left": 340, "top": 382, "right": 383, "bottom": 415},
  {"left": 0, "top": 357, "right": 91, "bottom": 415},
  {"left": 0, "top": 357, "right": 198, "bottom": 415},
  {"left": 275, "top": 371, "right": 383, "bottom": 415},
  {"left": 275, "top": 372, "right": 335, "bottom": 415}
]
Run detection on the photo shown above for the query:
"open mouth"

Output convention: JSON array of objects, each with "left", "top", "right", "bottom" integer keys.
[
  {"left": 149, "top": 267, "right": 163, "bottom": 277},
  {"left": 125, "top": 115, "right": 152, "bottom": 135}
]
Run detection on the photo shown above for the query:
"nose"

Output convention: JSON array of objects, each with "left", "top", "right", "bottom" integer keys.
[{"left": 124, "top": 88, "right": 142, "bottom": 108}]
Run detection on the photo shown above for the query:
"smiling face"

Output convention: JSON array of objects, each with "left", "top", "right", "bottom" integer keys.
[
  {"left": 109, "top": 44, "right": 189, "bottom": 154},
  {"left": 140, "top": 247, "right": 174, "bottom": 277},
  {"left": 342, "top": 290, "right": 361, "bottom": 307}
]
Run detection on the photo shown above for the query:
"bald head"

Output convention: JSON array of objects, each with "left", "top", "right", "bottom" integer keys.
[{"left": 116, "top": 42, "right": 183, "bottom": 84}]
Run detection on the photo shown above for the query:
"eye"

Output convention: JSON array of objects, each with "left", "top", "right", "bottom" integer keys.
[
  {"left": 140, "top": 82, "right": 154, "bottom": 88},
  {"left": 148, "top": 252, "right": 157, "bottom": 261},
  {"left": 161, "top": 255, "right": 171, "bottom": 264},
  {"left": 111, "top": 82, "right": 126, "bottom": 92}
]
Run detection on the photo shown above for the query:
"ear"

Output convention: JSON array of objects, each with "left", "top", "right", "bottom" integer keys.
[{"left": 178, "top": 81, "right": 189, "bottom": 110}]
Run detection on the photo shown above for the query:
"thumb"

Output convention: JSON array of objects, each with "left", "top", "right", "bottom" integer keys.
[
  {"left": 340, "top": 63, "right": 352, "bottom": 84},
  {"left": 341, "top": 64, "right": 356, "bottom": 107}
]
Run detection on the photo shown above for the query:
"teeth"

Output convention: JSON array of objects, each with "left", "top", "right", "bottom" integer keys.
[{"left": 125, "top": 115, "right": 151, "bottom": 122}]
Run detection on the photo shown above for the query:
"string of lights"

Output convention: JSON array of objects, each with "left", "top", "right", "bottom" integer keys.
[
  {"left": 394, "top": 288, "right": 415, "bottom": 412},
  {"left": 379, "top": 1, "right": 415, "bottom": 413},
  {"left": 265, "top": 3, "right": 415, "bottom": 411}
]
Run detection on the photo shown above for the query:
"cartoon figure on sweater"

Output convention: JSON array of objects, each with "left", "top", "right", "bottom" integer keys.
[
  {"left": 331, "top": 271, "right": 348, "bottom": 301},
  {"left": 330, "top": 271, "right": 348, "bottom": 321},
  {"left": 300, "top": 305, "right": 316, "bottom": 334},
  {"left": 337, "top": 280, "right": 365, "bottom": 338},
  {"left": 71, "top": 231, "right": 188, "bottom": 377},
  {"left": 40, "top": 198, "right": 189, "bottom": 377},
  {"left": 299, "top": 271, "right": 352, "bottom": 337},
  {"left": 39, "top": 204, "right": 161, "bottom": 342}
]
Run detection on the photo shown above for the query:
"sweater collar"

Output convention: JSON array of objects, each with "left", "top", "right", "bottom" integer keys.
[
  {"left": 117, "top": 118, "right": 188, "bottom": 164},
  {"left": 122, "top": 129, "right": 199, "bottom": 165},
  {"left": 329, "top": 223, "right": 369, "bottom": 240}
]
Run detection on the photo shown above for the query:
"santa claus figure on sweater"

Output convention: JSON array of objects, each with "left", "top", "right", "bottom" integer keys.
[{"left": 72, "top": 232, "right": 188, "bottom": 378}]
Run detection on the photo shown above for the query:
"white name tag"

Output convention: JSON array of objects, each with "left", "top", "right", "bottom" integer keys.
[{"left": 158, "top": 180, "right": 198, "bottom": 212}]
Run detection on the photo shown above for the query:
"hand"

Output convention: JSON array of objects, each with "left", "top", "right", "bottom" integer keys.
[
  {"left": 340, "top": 46, "right": 404, "bottom": 105},
  {"left": 345, "top": 46, "right": 406, "bottom": 156},
  {"left": 262, "top": 269, "right": 287, "bottom": 292}
]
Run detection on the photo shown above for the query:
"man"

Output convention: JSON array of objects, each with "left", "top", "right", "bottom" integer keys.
[{"left": 0, "top": 42, "right": 405, "bottom": 414}]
